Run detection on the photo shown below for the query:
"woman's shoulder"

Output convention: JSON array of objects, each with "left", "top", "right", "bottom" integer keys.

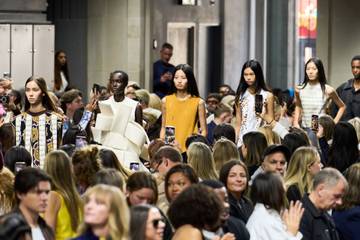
[
  {"left": 325, "top": 84, "right": 335, "bottom": 95},
  {"left": 172, "top": 225, "right": 203, "bottom": 240}
]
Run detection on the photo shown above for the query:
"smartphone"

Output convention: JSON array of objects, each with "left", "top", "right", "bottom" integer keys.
[
  {"left": 130, "top": 162, "right": 140, "bottom": 171},
  {"left": 165, "top": 126, "right": 175, "bottom": 145},
  {"left": 92, "top": 83, "right": 100, "bottom": 94},
  {"left": 311, "top": 114, "right": 319, "bottom": 131},
  {"left": 255, "top": 94, "right": 263, "bottom": 114},
  {"left": 15, "top": 162, "right": 27, "bottom": 174}
]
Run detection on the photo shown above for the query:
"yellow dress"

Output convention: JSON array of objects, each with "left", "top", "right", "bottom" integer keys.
[
  {"left": 165, "top": 94, "right": 200, "bottom": 152},
  {"left": 55, "top": 192, "right": 79, "bottom": 240}
]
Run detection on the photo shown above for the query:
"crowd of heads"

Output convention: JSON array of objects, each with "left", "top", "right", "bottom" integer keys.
[{"left": 0, "top": 48, "right": 359, "bottom": 240}]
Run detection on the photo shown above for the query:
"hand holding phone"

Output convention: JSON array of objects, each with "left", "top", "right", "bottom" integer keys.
[
  {"left": 255, "top": 94, "right": 263, "bottom": 114},
  {"left": 165, "top": 126, "right": 175, "bottom": 145},
  {"left": 311, "top": 114, "right": 319, "bottom": 132}
]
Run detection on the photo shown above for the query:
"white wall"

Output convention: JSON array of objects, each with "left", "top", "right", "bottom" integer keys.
[{"left": 318, "top": 0, "right": 360, "bottom": 88}]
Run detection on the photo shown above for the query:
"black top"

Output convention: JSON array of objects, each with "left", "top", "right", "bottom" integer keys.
[
  {"left": 332, "top": 79, "right": 360, "bottom": 121},
  {"left": 300, "top": 194, "right": 340, "bottom": 240},
  {"left": 228, "top": 192, "right": 254, "bottom": 223},
  {"left": 223, "top": 216, "right": 250, "bottom": 240},
  {"left": 286, "top": 184, "right": 303, "bottom": 203},
  {"left": 0, "top": 207, "right": 54, "bottom": 240}
]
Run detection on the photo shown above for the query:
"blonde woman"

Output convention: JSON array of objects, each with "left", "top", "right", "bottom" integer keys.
[
  {"left": 187, "top": 142, "right": 218, "bottom": 180},
  {"left": 44, "top": 150, "right": 83, "bottom": 240},
  {"left": 212, "top": 138, "right": 240, "bottom": 172},
  {"left": 258, "top": 126, "right": 281, "bottom": 145},
  {"left": 74, "top": 184, "right": 130, "bottom": 240},
  {"left": 0, "top": 167, "right": 15, "bottom": 215},
  {"left": 284, "top": 146, "right": 323, "bottom": 202}
]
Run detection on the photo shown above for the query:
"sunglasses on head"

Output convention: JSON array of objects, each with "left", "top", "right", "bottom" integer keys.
[{"left": 152, "top": 218, "right": 164, "bottom": 228}]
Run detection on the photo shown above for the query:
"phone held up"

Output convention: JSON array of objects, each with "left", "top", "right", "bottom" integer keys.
[
  {"left": 255, "top": 94, "right": 263, "bottom": 114},
  {"left": 165, "top": 126, "right": 175, "bottom": 145}
]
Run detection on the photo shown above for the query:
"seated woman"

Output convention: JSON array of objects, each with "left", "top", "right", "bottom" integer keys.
[
  {"left": 246, "top": 172, "right": 304, "bottom": 240},
  {"left": 130, "top": 204, "right": 165, "bottom": 240},
  {"left": 72, "top": 146, "right": 102, "bottom": 195},
  {"left": 333, "top": 163, "right": 360, "bottom": 240},
  {"left": 0, "top": 167, "right": 15, "bottom": 215},
  {"left": 127, "top": 171, "right": 173, "bottom": 240},
  {"left": 168, "top": 184, "right": 234, "bottom": 240},
  {"left": 73, "top": 184, "right": 129, "bottom": 240},
  {"left": 284, "top": 146, "right": 322, "bottom": 202},
  {"left": 212, "top": 138, "right": 240, "bottom": 173},
  {"left": 219, "top": 160, "right": 253, "bottom": 223},
  {"left": 187, "top": 142, "right": 218, "bottom": 180},
  {"left": 98, "top": 148, "right": 131, "bottom": 181},
  {"left": 240, "top": 131, "right": 268, "bottom": 176},
  {"left": 165, "top": 164, "right": 199, "bottom": 204},
  {"left": 126, "top": 171, "right": 158, "bottom": 206},
  {"left": 44, "top": 150, "right": 83, "bottom": 239}
]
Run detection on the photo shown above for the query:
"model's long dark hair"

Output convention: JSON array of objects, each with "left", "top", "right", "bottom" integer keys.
[
  {"left": 54, "top": 50, "right": 70, "bottom": 91},
  {"left": 170, "top": 64, "right": 200, "bottom": 97},
  {"left": 24, "top": 76, "right": 57, "bottom": 112},
  {"left": 301, "top": 57, "right": 327, "bottom": 94},
  {"left": 327, "top": 122, "right": 359, "bottom": 172},
  {"left": 235, "top": 60, "right": 270, "bottom": 104}
]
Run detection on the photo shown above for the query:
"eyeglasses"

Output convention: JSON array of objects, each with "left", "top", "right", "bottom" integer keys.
[{"left": 152, "top": 218, "right": 164, "bottom": 228}]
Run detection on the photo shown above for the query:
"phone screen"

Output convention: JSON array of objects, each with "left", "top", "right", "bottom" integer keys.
[
  {"left": 255, "top": 94, "right": 263, "bottom": 114},
  {"left": 130, "top": 162, "right": 140, "bottom": 171},
  {"left": 15, "top": 162, "right": 27, "bottom": 174},
  {"left": 165, "top": 126, "right": 175, "bottom": 144},
  {"left": 311, "top": 114, "right": 319, "bottom": 131}
]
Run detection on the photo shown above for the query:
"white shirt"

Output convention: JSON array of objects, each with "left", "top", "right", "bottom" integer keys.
[
  {"left": 32, "top": 226, "right": 45, "bottom": 240},
  {"left": 246, "top": 203, "right": 302, "bottom": 240}
]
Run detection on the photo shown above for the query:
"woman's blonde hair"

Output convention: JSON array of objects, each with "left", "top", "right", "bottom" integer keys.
[
  {"left": 258, "top": 126, "right": 281, "bottom": 145},
  {"left": 349, "top": 117, "right": 360, "bottom": 143},
  {"left": 212, "top": 138, "right": 240, "bottom": 172},
  {"left": 148, "top": 93, "right": 161, "bottom": 111},
  {"left": 187, "top": 142, "right": 218, "bottom": 180},
  {"left": 44, "top": 150, "right": 83, "bottom": 231},
  {"left": 284, "top": 146, "right": 320, "bottom": 196},
  {"left": 0, "top": 167, "right": 15, "bottom": 214},
  {"left": 78, "top": 184, "right": 129, "bottom": 240}
]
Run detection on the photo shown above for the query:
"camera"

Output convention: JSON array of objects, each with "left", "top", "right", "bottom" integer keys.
[{"left": 0, "top": 95, "right": 9, "bottom": 105}]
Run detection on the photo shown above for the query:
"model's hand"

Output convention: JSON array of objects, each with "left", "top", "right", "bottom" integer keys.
[{"left": 282, "top": 201, "right": 304, "bottom": 236}]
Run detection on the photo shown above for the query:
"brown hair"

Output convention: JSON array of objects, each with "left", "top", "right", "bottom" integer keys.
[{"left": 72, "top": 146, "right": 102, "bottom": 189}]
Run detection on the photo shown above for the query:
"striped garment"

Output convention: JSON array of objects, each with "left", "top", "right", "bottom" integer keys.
[{"left": 299, "top": 83, "right": 327, "bottom": 128}]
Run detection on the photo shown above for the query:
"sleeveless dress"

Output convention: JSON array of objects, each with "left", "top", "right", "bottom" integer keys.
[
  {"left": 54, "top": 192, "right": 79, "bottom": 240},
  {"left": 165, "top": 94, "right": 200, "bottom": 152},
  {"left": 237, "top": 89, "right": 269, "bottom": 147},
  {"left": 299, "top": 83, "right": 326, "bottom": 128}
]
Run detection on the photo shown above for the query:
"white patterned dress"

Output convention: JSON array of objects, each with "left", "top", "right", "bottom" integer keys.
[{"left": 237, "top": 89, "right": 269, "bottom": 147}]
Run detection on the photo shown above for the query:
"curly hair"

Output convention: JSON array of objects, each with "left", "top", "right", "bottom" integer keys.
[
  {"left": 0, "top": 167, "right": 15, "bottom": 214},
  {"left": 72, "top": 146, "right": 102, "bottom": 188},
  {"left": 168, "top": 184, "right": 223, "bottom": 230}
]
